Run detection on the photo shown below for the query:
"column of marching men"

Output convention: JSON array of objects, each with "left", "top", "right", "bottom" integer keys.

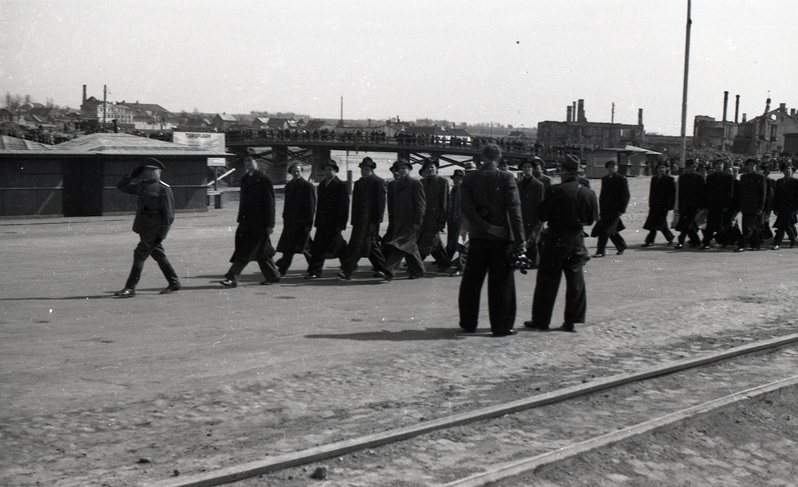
[{"left": 111, "top": 148, "right": 798, "bottom": 336}]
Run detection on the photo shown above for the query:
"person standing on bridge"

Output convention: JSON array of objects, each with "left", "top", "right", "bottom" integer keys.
[
  {"left": 114, "top": 157, "right": 181, "bottom": 298},
  {"left": 276, "top": 163, "right": 316, "bottom": 276},
  {"left": 417, "top": 159, "right": 451, "bottom": 273},
  {"left": 220, "top": 153, "right": 281, "bottom": 287},
  {"left": 305, "top": 159, "right": 349, "bottom": 279},
  {"left": 382, "top": 158, "right": 426, "bottom": 280},
  {"left": 338, "top": 157, "right": 388, "bottom": 280}
]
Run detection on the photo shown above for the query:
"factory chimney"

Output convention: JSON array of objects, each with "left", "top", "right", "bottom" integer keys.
[
  {"left": 82, "top": 85, "right": 87, "bottom": 106},
  {"left": 764, "top": 97, "right": 771, "bottom": 114},
  {"left": 638, "top": 108, "right": 643, "bottom": 126},
  {"left": 577, "top": 99, "right": 585, "bottom": 122},
  {"left": 722, "top": 91, "right": 729, "bottom": 122},
  {"left": 566, "top": 105, "right": 573, "bottom": 122},
  {"left": 735, "top": 95, "right": 740, "bottom": 124},
  {"left": 742, "top": 113, "right": 747, "bottom": 123}
]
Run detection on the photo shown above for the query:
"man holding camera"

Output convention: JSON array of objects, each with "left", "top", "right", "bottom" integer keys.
[{"left": 457, "top": 143, "right": 525, "bottom": 336}]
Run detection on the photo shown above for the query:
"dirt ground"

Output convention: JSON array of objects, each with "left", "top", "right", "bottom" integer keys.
[{"left": 2, "top": 175, "right": 798, "bottom": 486}]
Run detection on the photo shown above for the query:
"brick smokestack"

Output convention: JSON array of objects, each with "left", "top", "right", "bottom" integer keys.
[
  {"left": 638, "top": 108, "right": 643, "bottom": 126},
  {"left": 82, "top": 85, "right": 87, "bottom": 105},
  {"left": 567, "top": 105, "right": 573, "bottom": 122},
  {"left": 722, "top": 91, "right": 729, "bottom": 123},
  {"left": 577, "top": 99, "right": 585, "bottom": 122},
  {"left": 735, "top": 95, "right": 740, "bottom": 124}
]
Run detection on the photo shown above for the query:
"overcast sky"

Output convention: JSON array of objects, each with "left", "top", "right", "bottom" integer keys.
[{"left": 2, "top": 0, "right": 796, "bottom": 135}]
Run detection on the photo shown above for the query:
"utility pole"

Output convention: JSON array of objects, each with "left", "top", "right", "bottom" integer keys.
[{"left": 679, "top": 0, "right": 692, "bottom": 168}]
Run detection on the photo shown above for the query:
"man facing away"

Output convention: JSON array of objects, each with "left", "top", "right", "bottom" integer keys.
[
  {"left": 458, "top": 143, "right": 525, "bottom": 337},
  {"left": 525, "top": 154, "right": 598, "bottom": 332},
  {"left": 114, "top": 158, "right": 181, "bottom": 297},
  {"left": 338, "top": 157, "right": 388, "bottom": 280},
  {"left": 220, "top": 153, "right": 281, "bottom": 287}
]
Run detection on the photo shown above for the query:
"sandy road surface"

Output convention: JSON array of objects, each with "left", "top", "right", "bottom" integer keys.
[{"left": 2, "top": 176, "right": 797, "bottom": 486}]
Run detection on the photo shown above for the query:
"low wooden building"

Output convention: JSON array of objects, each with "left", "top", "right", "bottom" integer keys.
[{"left": 0, "top": 133, "right": 231, "bottom": 217}]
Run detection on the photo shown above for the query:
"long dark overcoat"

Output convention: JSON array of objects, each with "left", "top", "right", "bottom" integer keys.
[
  {"left": 349, "top": 173, "right": 387, "bottom": 257},
  {"left": 643, "top": 173, "right": 676, "bottom": 231},
  {"left": 591, "top": 173, "right": 630, "bottom": 237},
  {"left": 417, "top": 175, "right": 449, "bottom": 255},
  {"left": 385, "top": 176, "right": 426, "bottom": 253},
  {"left": 231, "top": 170, "right": 275, "bottom": 262},
  {"left": 518, "top": 175, "right": 545, "bottom": 244},
  {"left": 276, "top": 177, "right": 316, "bottom": 254}
]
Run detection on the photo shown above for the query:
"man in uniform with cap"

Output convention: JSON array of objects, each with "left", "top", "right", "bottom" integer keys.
[
  {"left": 591, "top": 159, "right": 629, "bottom": 257},
  {"left": 417, "top": 158, "right": 451, "bottom": 272},
  {"left": 338, "top": 157, "right": 388, "bottom": 280},
  {"left": 674, "top": 158, "right": 704, "bottom": 249},
  {"left": 458, "top": 143, "right": 525, "bottom": 336},
  {"left": 702, "top": 158, "right": 735, "bottom": 249},
  {"left": 642, "top": 160, "right": 676, "bottom": 247},
  {"left": 525, "top": 154, "right": 598, "bottom": 332},
  {"left": 220, "top": 153, "right": 281, "bottom": 287},
  {"left": 382, "top": 158, "right": 427, "bottom": 280},
  {"left": 305, "top": 159, "right": 350, "bottom": 278},
  {"left": 517, "top": 158, "right": 545, "bottom": 266},
  {"left": 114, "top": 157, "right": 181, "bottom": 297},
  {"left": 275, "top": 162, "right": 316, "bottom": 276}
]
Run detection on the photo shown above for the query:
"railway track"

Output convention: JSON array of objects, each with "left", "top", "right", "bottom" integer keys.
[{"left": 148, "top": 332, "right": 798, "bottom": 487}]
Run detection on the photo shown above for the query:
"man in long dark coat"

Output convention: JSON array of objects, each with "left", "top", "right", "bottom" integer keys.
[
  {"left": 760, "top": 161, "right": 776, "bottom": 241},
  {"left": 305, "top": 159, "right": 349, "bottom": 278},
  {"left": 735, "top": 158, "right": 767, "bottom": 252},
  {"left": 642, "top": 160, "right": 676, "bottom": 247},
  {"left": 220, "top": 154, "right": 280, "bottom": 287},
  {"left": 531, "top": 157, "right": 552, "bottom": 194},
  {"left": 701, "top": 159, "right": 736, "bottom": 249},
  {"left": 525, "top": 154, "right": 598, "bottom": 332},
  {"left": 517, "top": 159, "right": 545, "bottom": 266},
  {"left": 674, "top": 159, "right": 704, "bottom": 249},
  {"left": 772, "top": 161, "right": 798, "bottom": 249},
  {"left": 458, "top": 144, "right": 525, "bottom": 336},
  {"left": 114, "top": 157, "right": 181, "bottom": 297},
  {"left": 276, "top": 163, "right": 316, "bottom": 276},
  {"left": 338, "top": 157, "right": 388, "bottom": 280},
  {"left": 417, "top": 159, "right": 451, "bottom": 272},
  {"left": 591, "top": 160, "right": 629, "bottom": 257},
  {"left": 446, "top": 169, "right": 466, "bottom": 276},
  {"left": 382, "top": 158, "right": 426, "bottom": 280}
]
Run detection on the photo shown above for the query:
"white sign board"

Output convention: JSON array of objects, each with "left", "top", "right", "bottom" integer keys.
[{"left": 172, "top": 132, "right": 227, "bottom": 166}]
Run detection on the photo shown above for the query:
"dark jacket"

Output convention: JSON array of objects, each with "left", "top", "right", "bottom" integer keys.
[
  {"left": 518, "top": 175, "right": 545, "bottom": 242},
  {"left": 591, "top": 172, "right": 629, "bottom": 236},
  {"left": 460, "top": 167, "right": 524, "bottom": 244},
  {"left": 348, "top": 173, "right": 387, "bottom": 256},
  {"left": 420, "top": 175, "right": 449, "bottom": 233},
  {"left": 704, "top": 171, "right": 735, "bottom": 210},
  {"left": 540, "top": 179, "right": 598, "bottom": 251},
  {"left": 276, "top": 177, "right": 316, "bottom": 254},
  {"left": 677, "top": 172, "right": 705, "bottom": 210},
  {"left": 737, "top": 172, "right": 767, "bottom": 214},
  {"left": 386, "top": 176, "right": 426, "bottom": 253},
  {"left": 314, "top": 176, "right": 349, "bottom": 231},
  {"left": 773, "top": 176, "right": 798, "bottom": 213},
  {"left": 237, "top": 170, "right": 275, "bottom": 229},
  {"left": 117, "top": 174, "right": 175, "bottom": 238}
]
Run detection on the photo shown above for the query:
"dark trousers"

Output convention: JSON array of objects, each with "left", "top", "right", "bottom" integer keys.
[
  {"left": 532, "top": 235, "right": 587, "bottom": 327},
  {"left": 702, "top": 208, "right": 731, "bottom": 246},
  {"left": 737, "top": 212, "right": 762, "bottom": 249},
  {"left": 276, "top": 251, "right": 310, "bottom": 276},
  {"left": 306, "top": 227, "right": 345, "bottom": 275},
  {"left": 383, "top": 244, "right": 426, "bottom": 278},
  {"left": 125, "top": 233, "right": 179, "bottom": 289},
  {"left": 773, "top": 213, "right": 797, "bottom": 245},
  {"left": 340, "top": 233, "right": 386, "bottom": 277},
  {"left": 677, "top": 207, "right": 701, "bottom": 246},
  {"left": 645, "top": 226, "right": 674, "bottom": 244},
  {"left": 458, "top": 238, "right": 516, "bottom": 333},
  {"left": 596, "top": 233, "right": 626, "bottom": 254}
]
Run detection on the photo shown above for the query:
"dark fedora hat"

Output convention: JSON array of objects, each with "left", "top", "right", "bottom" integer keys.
[
  {"left": 391, "top": 158, "right": 413, "bottom": 172},
  {"left": 359, "top": 157, "right": 377, "bottom": 169},
  {"left": 560, "top": 154, "right": 580, "bottom": 173},
  {"left": 450, "top": 169, "right": 465, "bottom": 179},
  {"left": 322, "top": 159, "right": 339, "bottom": 172}
]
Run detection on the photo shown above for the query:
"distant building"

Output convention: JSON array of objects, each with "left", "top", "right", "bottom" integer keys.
[
  {"left": 537, "top": 99, "right": 644, "bottom": 149},
  {"left": 732, "top": 101, "right": 798, "bottom": 157},
  {"left": 0, "top": 108, "right": 17, "bottom": 123},
  {"left": 212, "top": 113, "right": 238, "bottom": 131}
]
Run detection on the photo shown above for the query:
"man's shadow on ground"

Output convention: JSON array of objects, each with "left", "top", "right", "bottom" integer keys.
[{"left": 306, "top": 328, "right": 505, "bottom": 341}]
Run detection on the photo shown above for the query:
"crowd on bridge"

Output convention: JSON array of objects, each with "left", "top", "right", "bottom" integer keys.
[{"left": 110, "top": 146, "right": 798, "bottom": 336}]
